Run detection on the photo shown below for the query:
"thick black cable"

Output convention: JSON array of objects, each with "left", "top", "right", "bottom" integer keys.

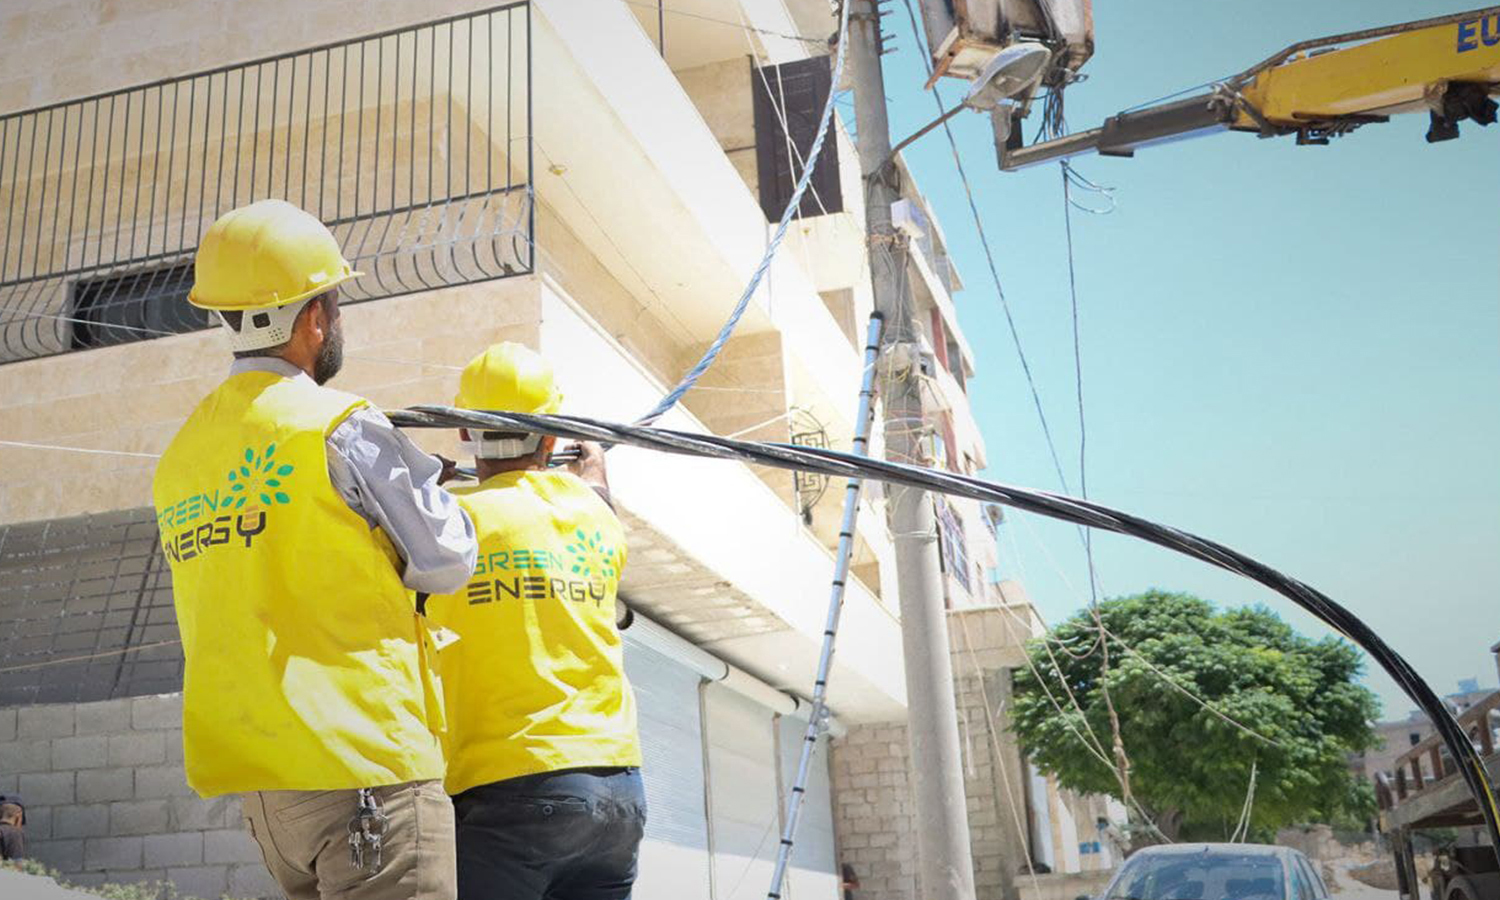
[{"left": 392, "top": 404, "right": 1500, "bottom": 858}]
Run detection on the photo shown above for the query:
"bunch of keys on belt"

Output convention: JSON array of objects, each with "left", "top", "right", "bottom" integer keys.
[{"left": 348, "top": 788, "right": 390, "bottom": 875}]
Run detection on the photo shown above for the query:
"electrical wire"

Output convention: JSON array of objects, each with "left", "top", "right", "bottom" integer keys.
[
  {"left": 1229, "top": 756, "right": 1259, "bottom": 843},
  {"left": 634, "top": 0, "right": 853, "bottom": 427},
  {"left": 0, "top": 439, "right": 160, "bottom": 459},
  {"left": 1004, "top": 509, "right": 1292, "bottom": 750},
  {"left": 740, "top": 7, "right": 833, "bottom": 218},
  {"left": 980, "top": 589, "right": 1174, "bottom": 842},
  {"left": 0, "top": 640, "right": 184, "bottom": 675},
  {"left": 954, "top": 611, "right": 1048, "bottom": 893},
  {"left": 1057, "top": 151, "right": 1140, "bottom": 808},
  {"left": 388, "top": 402, "right": 1500, "bottom": 859},
  {"left": 1060, "top": 166, "right": 1097, "bottom": 603},
  {"left": 618, "top": 0, "right": 827, "bottom": 47}
]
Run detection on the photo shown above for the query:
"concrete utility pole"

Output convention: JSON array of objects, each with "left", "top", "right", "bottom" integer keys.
[{"left": 846, "top": 2, "right": 979, "bottom": 897}]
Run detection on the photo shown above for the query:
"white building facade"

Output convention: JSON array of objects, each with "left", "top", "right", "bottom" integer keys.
[{"left": 0, "top": 1, "right": 1106, "bottom": 897}]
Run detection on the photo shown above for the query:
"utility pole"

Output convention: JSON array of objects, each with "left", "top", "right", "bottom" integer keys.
[{"left": 847, "top": 2, "right": 978, "bottom": 898}]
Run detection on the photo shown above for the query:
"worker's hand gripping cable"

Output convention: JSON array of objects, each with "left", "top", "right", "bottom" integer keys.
[{"left": 347, "top": 787, "right": 390, "bottom": 875}]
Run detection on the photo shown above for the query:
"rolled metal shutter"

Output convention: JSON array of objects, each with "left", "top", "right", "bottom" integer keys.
[
  {"left": 704, "top": 682, "right": 782, "bottom": 900},
  {"left": 623, "top": 636, "right": 712, "bottom": 898},
  {"left": 775, "top": 713, "right": 841, "bottom": 899}
]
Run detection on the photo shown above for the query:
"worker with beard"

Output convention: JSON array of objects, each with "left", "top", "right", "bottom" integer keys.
[{"left": 152, "top": 199, "right": 477, "bottom": 900}]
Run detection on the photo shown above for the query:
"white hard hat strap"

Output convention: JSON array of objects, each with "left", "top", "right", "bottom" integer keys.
[
  {"left": 217, "top": 297, "right": 313, "bottom": 352},
  {"left": 460, "top": 432, "right": 544, "bottom": 461}
]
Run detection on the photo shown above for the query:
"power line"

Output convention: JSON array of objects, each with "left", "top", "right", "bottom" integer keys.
[
  {"left": 388, "top": 402, "right": 1500, "bottom": 857},
  {"left": 9, "top": 401, "right": 1497, "bottom": 852},
  {"left": 0, "top": 439, "right": 160, "bottom": 459},
  {"left": 987, "top": 599, "right": 1173, "bottom": 843},
  {"left": 618, "top": 0, "right": 827, "bottom": 47},
  {"left": 953, "top": 611, "right": 1051, "bottom": 890},
  {"left": 1098, "top": 623, "right": 1286, "bottom": 749},
  {"left": 894, "top": 0, "right": 1136, "bottom": 814},
  {"left": 1061, "top": 164, "right": 1099, "bottom": 603}
]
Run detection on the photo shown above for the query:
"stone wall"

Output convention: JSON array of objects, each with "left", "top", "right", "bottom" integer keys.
[
  {"left": 0, "top": 277, "right": 542, "bottom": 528},
  {"left": 0, "top": 694, "right": 277, "bottom": 899}
]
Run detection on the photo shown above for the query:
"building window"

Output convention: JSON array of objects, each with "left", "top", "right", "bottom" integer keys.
[
  {"left": 752, "top": 56, "right": 844, "bottom": 221},
  {"left": 945, "top": 337, "right": 966, "bottom": 391},
  {"left": 937, "top": 501, "right": 971, "bottom": 594},
  {"left": 0, "top": 3, "right": 533, "bottom": 366},
  {"left": 1409, "top": 732, "right": 1422, "bottom": 746},
  {"left": 69, "top": 263, "right": 207, "bottom": 350}
]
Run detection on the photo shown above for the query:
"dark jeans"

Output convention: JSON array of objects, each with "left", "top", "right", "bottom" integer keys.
[{"left": 454, "top": 767, "right": 647, "bottom": 900}]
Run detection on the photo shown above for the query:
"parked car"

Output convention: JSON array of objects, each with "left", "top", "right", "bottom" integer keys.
[{"left": 1097, "top": 843, "right": 1330, "bottom": 900}]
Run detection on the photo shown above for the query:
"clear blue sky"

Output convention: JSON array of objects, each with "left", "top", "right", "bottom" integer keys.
[{"left": 882, "top": 0, "right": 1500, "bottom": 718}]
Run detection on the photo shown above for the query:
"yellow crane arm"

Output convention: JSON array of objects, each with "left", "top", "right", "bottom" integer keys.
[{"left": 1002, "top": 7, "right": 1500, "bottom": 170}]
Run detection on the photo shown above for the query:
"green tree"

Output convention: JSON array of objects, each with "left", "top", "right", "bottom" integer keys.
[{"left": 1009, "top": 591, "right": 1378, "bottom": 842}]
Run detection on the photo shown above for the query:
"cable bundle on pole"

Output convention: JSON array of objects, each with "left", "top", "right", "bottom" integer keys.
[{"left": 391, "top": 403, "right": 1500, "bottom": 860}]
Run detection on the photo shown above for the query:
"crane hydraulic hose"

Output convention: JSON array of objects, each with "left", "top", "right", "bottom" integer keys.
[{"left": 392, "top": 405, "right": 1500, "bottom": 859}]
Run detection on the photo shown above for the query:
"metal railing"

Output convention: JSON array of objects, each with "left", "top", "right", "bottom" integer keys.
[
  {"left": 0, "top": 1, "right": 533, "bottom": 363},
  {"left": 1386, "top": 690, "right": 1500, "bottom": 806}
]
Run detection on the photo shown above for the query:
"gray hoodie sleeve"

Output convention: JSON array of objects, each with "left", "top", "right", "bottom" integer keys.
[{"left": 325, "top": 407, "right": 477, "bottom": 594}]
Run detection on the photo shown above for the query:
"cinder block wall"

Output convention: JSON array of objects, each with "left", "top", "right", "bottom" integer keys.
[
  {"left": 829, "top": 702, "right": 1023, "bottom": 899},
  {"left": 828, "top": 607, "right": 1038, "bottom": 900},
  {"left": 0, "top": 695, "right": 278, "bottom": 899}
]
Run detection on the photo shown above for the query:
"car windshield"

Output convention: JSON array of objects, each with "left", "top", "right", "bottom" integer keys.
[{"left": 1107, "top": 852, "right": 1285, "bottom": 900}]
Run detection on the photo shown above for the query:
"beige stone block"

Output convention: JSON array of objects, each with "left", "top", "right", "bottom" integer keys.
[
  {"left": 359, "top": 379, "right": 461, "bottom": 423},
  {"left": 0, "top": 362, "right": 53, "bottom": 410},
  {"left": 0, "top": 476, "right": 61, "bottom": 526},
  {"left": 338, "top": 340, "right": 434, "bottom": 391},
  {"left": 121, "top": 423, "right": 177, "bottom": 457},
  {"left": 90, "top": 464, "right": 154, "bottom": 516},
  {"left": 109, "top": 380, "right": 203, "bottom": 431},
  {"left": 47, "top": 391, "right": 133, "bottom": 436}
]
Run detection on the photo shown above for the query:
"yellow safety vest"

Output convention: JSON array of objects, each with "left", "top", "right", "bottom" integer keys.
[
  {"left": 426, "top": 470, "right": 641, "bottom": 796},
  {"left": 153, "top": 371, "right": 446, "bottom": 798}
]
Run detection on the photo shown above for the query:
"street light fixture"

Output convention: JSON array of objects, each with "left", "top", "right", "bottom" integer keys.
[{"left": 886, "top": 42, "right": 1052, "bottom": 161}]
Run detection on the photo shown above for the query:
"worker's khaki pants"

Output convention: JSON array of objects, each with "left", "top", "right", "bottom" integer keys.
[{"left": 241, "top": 780, "right": 456, "bottom": 900}]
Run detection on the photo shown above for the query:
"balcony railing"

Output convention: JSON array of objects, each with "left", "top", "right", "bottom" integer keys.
[
  {"left": 1383, "top": 690, "right": 1500, "bottom": 808},
  {"left": 0, "top": 1, "right": 533, "bottom": 363}
]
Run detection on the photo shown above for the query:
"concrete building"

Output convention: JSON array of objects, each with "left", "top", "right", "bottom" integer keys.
[
  {"left": 0, "top": 0, "right": 1110, "bottom": 897},
  {"left": 1354, "top": 665, "right": 1500, "bottom": 783}
]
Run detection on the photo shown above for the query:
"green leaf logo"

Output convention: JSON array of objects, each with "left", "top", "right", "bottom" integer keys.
[
  {"left": 226, "top": 444, "right": 296, "bottom": 509},
  {"left": 566, "top": 527, "right": 618, "bottom": 581}
]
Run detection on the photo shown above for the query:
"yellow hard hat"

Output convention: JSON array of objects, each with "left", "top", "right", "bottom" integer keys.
[
  {"left": 455, "top": 342, "right": 563, "bottom": 414},
  {"left": 189, "top": 199, "right": 360, "bottom": 312}
]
